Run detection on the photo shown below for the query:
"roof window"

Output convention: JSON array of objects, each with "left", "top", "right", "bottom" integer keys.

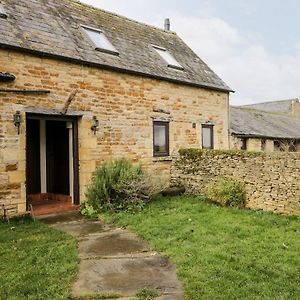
[
  {"left": 0, "top": 4, "right": 7, "bottom": 19},
  {"left": 81, "top": 25, "right": 118, "bottom": 55},
  {"left": 152, "top": 45, "right": 183, "bottom": 70}
]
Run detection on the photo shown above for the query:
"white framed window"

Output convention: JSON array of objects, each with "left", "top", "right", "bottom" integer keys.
[
  {"left": 202, "top": 123, "right": 214, "bottom": 149},
  {"left": 81, "top": 25, "right": 118, "bottom": 55},
  {"left": 0, "top": 4, "right": 7, "bottom": 18},
  {"left": 153, "top": 121, "right": 169, "bottom": 157},
  {"left": 152, "top": 45, "right": 183, "bottom": 70}
]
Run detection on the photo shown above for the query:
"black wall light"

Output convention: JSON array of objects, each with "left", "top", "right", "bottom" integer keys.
[
  {"left": 91, "top": 116, "right": 99, "bottom": 135},
  {"left": 0, "top": 72, "right": 16, "bottom": 82},
  {"left": 13, "top": 111, "right": 22, "bottom": 134}
]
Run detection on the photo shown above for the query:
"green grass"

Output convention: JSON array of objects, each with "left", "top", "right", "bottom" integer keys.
[
  {"left": 0, "top": 218, "right": 79, "bottom": 300},
  {"left": 135, "top": 288, "right": 159, "bottom": 300},
  {"left": 105, "top": 196, "right": 300, "bottom": 300}
]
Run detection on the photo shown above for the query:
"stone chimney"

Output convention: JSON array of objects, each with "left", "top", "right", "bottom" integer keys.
[{"left": 164, "top": 18, "right": 170, "bottom": 31}]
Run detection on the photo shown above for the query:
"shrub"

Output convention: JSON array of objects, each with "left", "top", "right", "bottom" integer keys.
[
  {"left": 80, "top": 202, "right": 98, "bottom": 218},
  {"left": 207, "top": 178, "right": 246, "bottom": 208},
  {"left": 84, "top": 158, "right": 161, "bottom": 213}
]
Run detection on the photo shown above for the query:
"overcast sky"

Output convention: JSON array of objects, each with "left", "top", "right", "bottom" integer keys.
[{"left": 80, "top": 0, "right": 300, "bottom": 105}]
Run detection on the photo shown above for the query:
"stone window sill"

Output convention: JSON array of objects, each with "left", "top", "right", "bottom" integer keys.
[{"left": 152, "top": 156, "right": 173, "bottom": 162}]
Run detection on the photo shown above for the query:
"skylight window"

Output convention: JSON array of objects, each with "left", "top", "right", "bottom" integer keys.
[
  {"left": 152, "top": 45, "right": 183, "bottom": 70},
  {"left": 81, "top": 25, "right": 118, "bottom": 55},
  {"left": 0, "top": 4, "right": 7, "bottom": 19}
]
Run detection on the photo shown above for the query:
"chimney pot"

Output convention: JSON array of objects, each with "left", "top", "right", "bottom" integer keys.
[{"left": 164, "top": 18, "right": 170, "bottom": 31}]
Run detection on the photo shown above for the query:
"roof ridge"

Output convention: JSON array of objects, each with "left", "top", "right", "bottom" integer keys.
[
  {"left": 62, "top": 0, "right": 177, "bottom": 35},
  {"left": 231, "top": 106, "right": 300, "bottom": 120},
  {"left": 242, "top": 98, "right": 299, "bottom": 106}
]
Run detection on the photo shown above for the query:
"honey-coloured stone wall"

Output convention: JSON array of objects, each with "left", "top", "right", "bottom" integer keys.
[{"left": 0, "top": 49, "right": 229, "bottom": 213}]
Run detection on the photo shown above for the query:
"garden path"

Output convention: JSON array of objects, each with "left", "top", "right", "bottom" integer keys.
[{"left": 40, "top": 211, "right": 183, "bottom": 300}]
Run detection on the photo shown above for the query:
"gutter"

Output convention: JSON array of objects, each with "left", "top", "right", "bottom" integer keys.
[
  {"left": 231, "top": 133, "right": 300, "bottom": 140},
  {"left": 0, "top": 43, "right": 234, "bottom": 94}
]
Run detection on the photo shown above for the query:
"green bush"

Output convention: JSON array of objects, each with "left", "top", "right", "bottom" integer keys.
[
  {"left": 207, "top": 178, "right": 246, "bottom": 208},
  {"left": 84, "top": 158, "right": 160, "bottom": 213}
]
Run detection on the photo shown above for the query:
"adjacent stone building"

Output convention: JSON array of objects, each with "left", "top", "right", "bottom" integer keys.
[
  {"left": 230, "top": 104, "right": 300, "bottom": 152},
  {"left": 0, "top": 0, "right": 231, "bottom": 214}
]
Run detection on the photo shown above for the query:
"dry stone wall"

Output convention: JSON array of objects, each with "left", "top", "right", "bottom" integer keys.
[{"left": 171, "top": 149, "right": 300, "bottom": 215}]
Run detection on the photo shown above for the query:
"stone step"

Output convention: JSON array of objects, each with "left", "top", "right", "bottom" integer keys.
[{"left": 32, "top": 202, "right": 79, "bottom": 216}]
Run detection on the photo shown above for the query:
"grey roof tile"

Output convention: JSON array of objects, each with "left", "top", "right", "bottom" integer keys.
[
  {"left": 242, "top": 99, "right": 299, "bottom": 114},
  {"left": 0, "top": 0, "right": 232, "bottom": 92},
  {"left": 230, "top": 106, "right": 300, "bottom": 139}
]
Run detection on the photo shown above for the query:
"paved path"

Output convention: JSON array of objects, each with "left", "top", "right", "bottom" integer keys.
[{"left": 41, "top": 212, "right": 184, "bottom": 300}]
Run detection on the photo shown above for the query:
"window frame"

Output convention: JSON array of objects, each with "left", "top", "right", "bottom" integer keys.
[
  {"left": 241, "top": 138, "right": 248, "bottom": 150},
  {"left": 152, "top": 45, "right": 184, "bottom": 70},
  {"left": 81, "top": 25, "right": 119, "bottom": 56},
  {"left": 261, "top": 139, "right": 266, "bottom": 151},
  {"left": 153, "top": 121, "right": 170, "bottom": 157},
  {"left": 201, "top": 123, "right": 214, "bottom": 150}
]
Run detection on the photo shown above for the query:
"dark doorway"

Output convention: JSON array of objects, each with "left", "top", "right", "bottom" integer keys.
[
  {"left": 46, "top": 121, "right": 70, "bottom": 195},
  {"left": 26, "top": 115, "right": 80, "bottom": 215}
]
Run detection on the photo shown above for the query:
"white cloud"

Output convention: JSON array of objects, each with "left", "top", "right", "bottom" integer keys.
[{"left": 161, "top": 13, "right": 300, "bottom": 105}]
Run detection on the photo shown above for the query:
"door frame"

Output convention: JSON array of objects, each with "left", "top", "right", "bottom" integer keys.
[{"left": 26, "top": 113, "right": 80, "bottom": 205}]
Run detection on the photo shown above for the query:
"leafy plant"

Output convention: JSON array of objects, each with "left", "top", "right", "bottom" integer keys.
[
  {"left": 135, "top": 288, "right": 159, "bottom": 300},
  {"left": 84, "top": 158, "right": 162, "bottom": 213},
  {"left": 207, "top": 178, "right": 246, "bottom": 208},
  {"left": 80, "top": 202, "right": 98, "bottom": 218}
]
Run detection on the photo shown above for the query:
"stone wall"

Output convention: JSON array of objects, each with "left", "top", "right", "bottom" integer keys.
[
  {"left": 171, "top": 149, "right": 300, "bottom": 215},
  {"left": 0, "top": 49, "right": 229, "bottom": 213}
]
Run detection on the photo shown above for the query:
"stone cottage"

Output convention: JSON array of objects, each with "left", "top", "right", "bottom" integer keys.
[
  {"left": 230, "top": 104, "right": 300, "bottom": 152},
  {"left": 0, "top": 0, "right": 232, "bottom": 215}
]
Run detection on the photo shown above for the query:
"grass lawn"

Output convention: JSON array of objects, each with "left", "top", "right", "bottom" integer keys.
[
  {"left": 106, "top": 196, "right": 300, "bottom": 300},
  {"left": 0, "top": 218, "right": 78, "bottom": 300}
]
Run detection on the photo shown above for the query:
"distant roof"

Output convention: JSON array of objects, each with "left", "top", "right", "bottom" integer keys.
[
  {"left": 242, "top": 99, "right": 299, "bottom": 114},
  {"left": 0, "top": 0, "right": 232, "bottom": 92},
  {"left": 230, "top": 106, "right": 300, "bottom": 139}
]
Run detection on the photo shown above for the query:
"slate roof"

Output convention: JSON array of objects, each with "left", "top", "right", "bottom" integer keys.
[
  {"left": 242, "top": 99, "right": 299, "bottom": 114},
  {"left": 0, "top": 0, "right": 232, "bottom": 92},
  {"left": 230, "top": 106, "right": 300, "bottom": 139}
]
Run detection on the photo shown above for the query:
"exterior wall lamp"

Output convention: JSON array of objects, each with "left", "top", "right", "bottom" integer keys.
[
  {"left": 91, "top": 116, "right": 99, "bottom": 135},
  {"left": 0, "top": 72, "right": 16, "bottom": 82},
  {"left": 13, "top": 111, "right": 22, "bottom": 134}
]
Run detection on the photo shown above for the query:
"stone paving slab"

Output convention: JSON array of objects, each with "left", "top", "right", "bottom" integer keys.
[
  {"left": 52, "top": 220, "right": 113, "bottom": 237},
  {"left": 78, "top": 229, "right": 150, "bottom": 258},
  {"left": 72, "top": 257, "right": 183, "bottom": 297},
  {"left": 38, "top": 211, "right": 84, "bottom": 224},
  {"left": 45, "top": 212, "right": 184, "bottom": 300}
]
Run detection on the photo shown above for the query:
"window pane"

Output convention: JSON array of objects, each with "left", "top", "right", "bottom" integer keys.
[
  {"left": 82, "top": 27, "right": 117, "bottom": 53},
  {"left": 202, "top": 126, "right": 212, "bottom": 149},
  {"left": 154, "top": 123, "right": 167, "bottom": 154},
  {"left": 153, "top": 47, "right": 183, "bottom": 69}
]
